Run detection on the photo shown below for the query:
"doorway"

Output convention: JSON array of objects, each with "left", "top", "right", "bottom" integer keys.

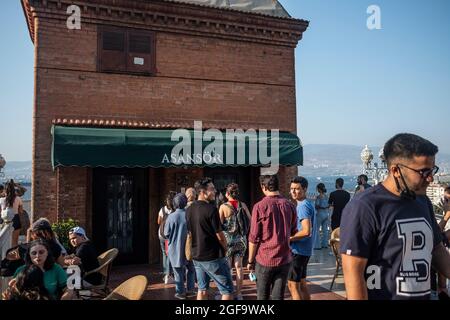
[
  {"left": 204, "top": 167, "right": 251, "bottom": 207},
  {"left": 92, "top": 168, "right": 149, "bottom": 264}
]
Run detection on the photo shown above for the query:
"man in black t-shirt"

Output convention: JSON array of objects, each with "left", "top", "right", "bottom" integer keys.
[
  {"left": 65, "top": 226, "right": 101, "bottom": 285},
  {"left": 186, "top": 177, "right": 234, "bottom": 300},
  {"left": 328, "top": 178, "right": 351, "bottom": 230},
  {"left": 340, "top": 133, "right": 450, "bottom": 300}
]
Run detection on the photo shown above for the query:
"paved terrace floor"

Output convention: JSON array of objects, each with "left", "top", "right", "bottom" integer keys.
[{"left": 109, "top": 247, "right": 346, "bottom": 300}]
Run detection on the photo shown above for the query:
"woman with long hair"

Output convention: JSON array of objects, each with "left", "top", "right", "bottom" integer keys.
[
  {"left": 219, "top": 183, "right": 251, "bottom": 300},
  {"left": 314, "top": 183, "right": 330, "bottom": 249},
  {"left": 2, "top": 264, "right": 50, "bottom": 300},
  {"left": 11, "top": 239, "right": 68, "bottom": 300},
  {"left": 28, "top": 218, "right": 66, "bottom": 266},
  {"left": 0, "top": 179, "right": 23, "bottom": 259}
]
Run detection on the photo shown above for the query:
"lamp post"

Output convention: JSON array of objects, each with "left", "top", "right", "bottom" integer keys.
[{"left": 360, "top": 145, "right": 388, "bottom": 185}]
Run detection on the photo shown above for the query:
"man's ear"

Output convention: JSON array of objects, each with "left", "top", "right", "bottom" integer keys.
[{"left": 390, "top": 165, "right": 400, "bottom": 178}]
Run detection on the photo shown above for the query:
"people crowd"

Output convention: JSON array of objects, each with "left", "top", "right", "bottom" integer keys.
[
  {"left": 1, "top": 133, "right": 449, "bottom": 300},
  {"left": 0, "top": 179, "right": 101, "bottom": 300},
  {"left": 157, "top": 133, "right": 450, "bottom": 300}
]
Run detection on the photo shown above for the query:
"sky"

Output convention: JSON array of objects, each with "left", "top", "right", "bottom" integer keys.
[
  {"left": 0, "top": 0, "right": 449, "bottom": 161},
  {"left": 281, "top": 0, "right": 450, "bottom": 153}
]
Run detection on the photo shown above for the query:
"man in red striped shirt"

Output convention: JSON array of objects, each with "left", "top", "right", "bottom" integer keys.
[{"left": 247, "top": 174, "right": 298, "bottom": 300}]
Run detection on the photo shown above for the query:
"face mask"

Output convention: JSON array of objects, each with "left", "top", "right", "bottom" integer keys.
[{"left": 394, "top": 166, "right": 416, "bottom": 200}]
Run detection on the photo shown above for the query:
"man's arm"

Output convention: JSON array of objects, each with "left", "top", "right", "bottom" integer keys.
[
  {"left": 439, "top": 210, "right": 450, "bottom": 231},
  {"left": 290, "top": 219, "right": 311, "bottom": 242},
  {"left": 216, "top": 231, "right": 228, "bottom": 254},
  {"left": 342, "top": 254, "right": 369, "bottom": 300},
  {"left": 432, "top": 242, "right": 450, "bottom": 279},
  {"left": 439, "top": 198, "right": 450, "bottom": 230},
  {"left": 247, "top": 241, "right": 257, "bottom": 271}
]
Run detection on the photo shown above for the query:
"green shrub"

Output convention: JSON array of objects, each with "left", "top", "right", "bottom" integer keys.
[{"left": 52, "top": 218, "right": 79, "bottom": 252}]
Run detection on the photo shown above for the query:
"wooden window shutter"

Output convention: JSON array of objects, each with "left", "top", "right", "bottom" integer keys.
[
  {"left": 98, "top": 26, "right": 127, "bottom": 73},
  {"left": 127, "top": 30, "right": 156, "bottom": 75}
]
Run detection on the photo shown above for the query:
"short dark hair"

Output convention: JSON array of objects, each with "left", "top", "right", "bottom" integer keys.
[
  {"left": 0, "top": 184, "right": 4, "bottom": 191},
  {"left": 165, "top": 191, "right": 177, "bottom": 212},
  {"left": 317, "top": 183, "right": 327, "bottom": 193},
  {"left": 358, "top": 174, "right": 368, "bottom": 183},
  {"left": 383, "top": 133, "right": 438, "bottom": 166},
  {"left": 173, "top": 193, "right": 188, "bottom": 210},
  {"left": 291, "top": 176, "right": 308, "bottom": 190},
  {"left": 336, "top": 178, "right": 344, "bottom": 188},
  {"left": 259, "top": 175, "right": 279, "bottom": 192},
  {"left": 194, "top": 177, "right": 213, "bottom": 195}
]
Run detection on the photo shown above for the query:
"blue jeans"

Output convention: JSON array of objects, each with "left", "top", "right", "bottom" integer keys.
[
  {"left": 193, "top": 257, "right": 234, "bottom": 295},
  {"left": 159, "top": 239, "right": 172, "bottom": 275},
  {"left": 173, "top": 261, "right": 196, "bottom": 294},
  {"left": 314, "top": 210, "right": 329, "bottom": 248}
]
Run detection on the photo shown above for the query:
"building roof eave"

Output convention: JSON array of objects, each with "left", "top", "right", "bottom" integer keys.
[
  {"left": 21, "top": 0, "right": 309, "bottom": 46},
  {"left": 21, "top": 0, "right": 35, "bottom": 44}
]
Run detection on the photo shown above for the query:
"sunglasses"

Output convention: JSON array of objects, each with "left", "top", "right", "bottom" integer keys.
[{"left": 396, "top": 164, "right": 439, "bottom": 179}]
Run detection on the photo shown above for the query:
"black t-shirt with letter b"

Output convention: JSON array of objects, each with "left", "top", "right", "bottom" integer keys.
[{"left": 340, "top": 184, "right": 442, "bottom": 300}]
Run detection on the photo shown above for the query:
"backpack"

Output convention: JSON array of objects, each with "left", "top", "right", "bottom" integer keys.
[
  {"left": 224, "top": 202, "right": 250, "bottom": 236},
  {"left": 236, "top": 202, "right": 250, "bottom": 236}
]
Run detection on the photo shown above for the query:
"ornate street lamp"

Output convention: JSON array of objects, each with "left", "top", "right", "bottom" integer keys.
[
  {"left": 0, "top": 154, "right": 5, "bottom": 178},
  {"left": 360, "top": 146, "right": 388, "bottom": 185},
  {"left": 360, "top": 145, "right": 374, "bottom": 170}
]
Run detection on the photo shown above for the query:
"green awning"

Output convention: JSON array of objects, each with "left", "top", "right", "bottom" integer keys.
[{"left": 51, "top": 125, "right": 303, "bottom": 168}]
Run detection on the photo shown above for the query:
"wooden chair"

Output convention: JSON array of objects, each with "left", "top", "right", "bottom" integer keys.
[
  {"left": 329, "top": 227, "right": 341, "bottom": 291},
  {"left": 103, "top": 275, "right": 148, "bottom": 300},
  {"left": 76, "top": 248, "right": 119, "bottom": 299}
]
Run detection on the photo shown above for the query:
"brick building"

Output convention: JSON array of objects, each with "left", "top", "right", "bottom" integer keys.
[{"left": 22, "top": 0, "right": 308, "bottom": 264}]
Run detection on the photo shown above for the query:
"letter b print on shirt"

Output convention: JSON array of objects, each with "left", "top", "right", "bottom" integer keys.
[{"left": 395, "top": 218, "right": 433, "bottom": 297}]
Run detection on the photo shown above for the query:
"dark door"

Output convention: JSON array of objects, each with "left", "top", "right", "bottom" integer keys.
[
  {"left": 93, "top": 168, "right": 149, "bottom": 264},
  {"left": 204, "top": 167, "right": 251, "bottom": 207}
]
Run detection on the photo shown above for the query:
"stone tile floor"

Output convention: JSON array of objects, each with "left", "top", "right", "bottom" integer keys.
[{"left": 109, "top": 248, "right": 345, "bottom": 300}]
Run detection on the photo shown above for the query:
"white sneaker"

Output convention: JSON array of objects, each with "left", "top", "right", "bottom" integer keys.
[{"left": 164, "top": 275, "right": 174, "bottom": 284}]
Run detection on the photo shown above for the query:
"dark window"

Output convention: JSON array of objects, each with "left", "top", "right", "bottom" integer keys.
[
  {"left": 129, "top": 34, "right": 151, "bottom": 53},
  {"left": 103, "top": 31, "right": 125, "bottom": 51},
  {"left": 98, "top": 26, "right": 156, "bottom": 75}
]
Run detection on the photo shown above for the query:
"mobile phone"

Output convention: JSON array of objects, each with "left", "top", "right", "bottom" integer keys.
[{"left": 249, "top": 272, "right": 257, "bottom": 282}]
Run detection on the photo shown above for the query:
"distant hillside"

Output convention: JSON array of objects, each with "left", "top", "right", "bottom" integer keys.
[
  {"left": 2, "top": 145, "right": 450, "bottom": 182},
  {"left": 2, "top": 161, "right": 32, "bottom": 181},
  {"left": 300, "top": 144, "right": 450, "bottom": 176}
]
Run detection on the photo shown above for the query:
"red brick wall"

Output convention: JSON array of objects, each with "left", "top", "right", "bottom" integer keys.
[
  {"left": 32, "top": 14, "right": 298, "bottom": 220},
  {"left": 56, "top": 167, "right": 89, "bottom": 228},
  {"left": 278, "top": 166, "right": 299, "bottom": 199},
  {"left": 31, "top": 2, "right": 301, "bottom": 265},
  {"left": 34, "top": 18, "right": 296, "bottom": 128}
]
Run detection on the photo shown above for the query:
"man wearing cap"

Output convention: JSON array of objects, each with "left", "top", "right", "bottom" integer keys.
[{"left": 65, "top": 226, "right": 101, "bottom": 285}]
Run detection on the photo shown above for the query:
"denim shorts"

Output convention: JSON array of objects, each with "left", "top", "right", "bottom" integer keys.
[{"left": 193, "top": 257, "right": 234, "bottom": 295}]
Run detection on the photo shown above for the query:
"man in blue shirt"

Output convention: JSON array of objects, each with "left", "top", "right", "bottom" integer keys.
[
  {"left": 288, "top": 176, "right": 315, "bottom": 300},
  {"left": 341, "top": 133, "right": 450, "bottom": 300}
]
